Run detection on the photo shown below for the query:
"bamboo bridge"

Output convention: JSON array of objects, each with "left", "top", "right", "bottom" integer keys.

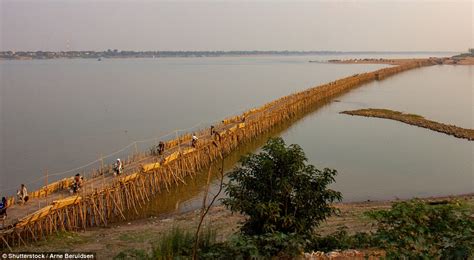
[{"left": 0, "top": 58, "right": 442, "bottom": 250}]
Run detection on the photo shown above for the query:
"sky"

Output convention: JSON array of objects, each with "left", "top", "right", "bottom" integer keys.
[{"left": 0, "top": 0, "right": 472, "bottom": 52}]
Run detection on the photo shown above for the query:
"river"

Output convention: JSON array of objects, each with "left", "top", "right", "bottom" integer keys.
[{"left": 1, "top": 53, "right": 471, "bottom": 208}]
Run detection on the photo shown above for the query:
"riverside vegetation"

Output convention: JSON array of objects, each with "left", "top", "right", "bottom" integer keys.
[{"left": 113, "top": 138, "right": 474, "bottom": 259}]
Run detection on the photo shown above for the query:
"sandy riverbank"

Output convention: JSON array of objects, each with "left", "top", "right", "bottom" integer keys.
[{"left": 13, "top": 193, "right": 474, "bottom": 259}]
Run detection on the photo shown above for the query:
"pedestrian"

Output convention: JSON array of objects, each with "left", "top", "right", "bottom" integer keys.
[
  {"left": 191, "top": 133, "right": 198, "bottom": 148},
  {"left": 158, "top": 141, "right": 165, "bottom": 155},
  {"left": 17, "top": 184, "right": 28, "bottom": 205},
  {"left": 70, "top": 173, "right": 83, "bottom": 194},
  {"left": 0, "top": 197, "right": 7, "bottom": 227},
  {"left": 114, "top": 158, "right": 123, "bottom": 176}
]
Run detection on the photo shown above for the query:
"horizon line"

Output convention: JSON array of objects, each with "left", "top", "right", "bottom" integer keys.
[{"left": 0, "top": 50, "right": 463, "bottom": 53}]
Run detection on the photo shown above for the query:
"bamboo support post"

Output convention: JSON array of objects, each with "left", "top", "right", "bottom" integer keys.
[{"left": 45, "top": 169, "right": 49, "bottom": 205}]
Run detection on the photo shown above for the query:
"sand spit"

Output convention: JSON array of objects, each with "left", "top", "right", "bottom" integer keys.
[
  {"left": 329, "top": 57, "right": 474, "bottom": 65},
  {"left": 341, "top": 108, "right": 473, "bottom": 141}
]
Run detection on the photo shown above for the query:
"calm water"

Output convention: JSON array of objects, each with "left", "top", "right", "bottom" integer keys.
[
  {"left": 282, "top": 64, "right": 473, "bottom": 201},
  {"left": 1, "top": 53, "right": 470, "bottom": 204},
  {"left": 1, "top": 55, "right": 388, "bottom": 193}
]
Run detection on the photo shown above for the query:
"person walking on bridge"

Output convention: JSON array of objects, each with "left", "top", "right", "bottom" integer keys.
[
  {"left": 191, "top": 133, "right": 198, "bottom": 148},
  {"left": 71, "top": 173, "right": 84, "bottom": 194},
  {"left": 0, "top": 197, "right": 7, "bottom": 227},
  {"left": 114, "top": 158, "right": 123, "bottom": 176},
  {"left": 17, "top": 184, "right": 28, "bottom": 205},
  {"left": 158, "top": 141, "right": 165, "bottom": 155}
]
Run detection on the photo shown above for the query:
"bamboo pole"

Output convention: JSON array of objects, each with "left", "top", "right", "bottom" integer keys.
[
  {"left": 134, "top": 142, "right": 138, "bottom": 158},
  {"left": 45, "top": 169, "right": 49, "bottom": 205},
  {"left": 100, "top": 154, "right": 104, "bottom": 175}
]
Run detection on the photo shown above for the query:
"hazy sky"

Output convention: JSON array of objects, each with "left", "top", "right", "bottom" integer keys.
[{"left": 1, "top": 0, "right": 472, "bottom": 51}]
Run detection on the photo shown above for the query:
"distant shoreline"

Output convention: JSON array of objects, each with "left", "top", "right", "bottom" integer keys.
[{"left": 0, "top": 50, "right": 460, "bottom": 61}]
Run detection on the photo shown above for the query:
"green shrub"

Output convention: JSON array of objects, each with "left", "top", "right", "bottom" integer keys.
[
  {"left": 307, "top": 200, "right": 473, "bottom": 258},
  {"left": 223, "top": 137, "right": 342, "bottom": 237},
  {"left": 218, "top": 137, "right": 341, "bottom": 257},
  {"left": 366, "top": 199, "right": 474, "bottom": 259}
]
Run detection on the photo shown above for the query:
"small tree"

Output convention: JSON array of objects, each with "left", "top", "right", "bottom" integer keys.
[{"left": 223, "top": 137, "right": 342, "bottom": 237}]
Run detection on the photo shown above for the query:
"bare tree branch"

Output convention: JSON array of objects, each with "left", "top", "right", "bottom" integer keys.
[{"left": 193, "top": 158, "right": 225, "bottom": 260}]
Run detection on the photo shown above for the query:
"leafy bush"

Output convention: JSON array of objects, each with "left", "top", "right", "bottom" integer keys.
[
  {"left": 223, "top": 137, "right": 342, "bottom": 237},
  {"left": 306, "top": 200, "right": 473, "bottom": 258},
  {"left": 366, "top": 199, "right": 474, "bottom": 259}
]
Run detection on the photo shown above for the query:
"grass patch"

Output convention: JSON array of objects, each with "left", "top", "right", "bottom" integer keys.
[
  {"left": 404, "top": 113, "right": 424, "bottom": 119},
  {"left": 151, "top": 226, "right": 195, "bottom": 258},
  {"left": 114, "top": 226, "right": 218, "bottom": 259},
  {"left": 151, "top": 226, "right": 217, "bottom": 259}
]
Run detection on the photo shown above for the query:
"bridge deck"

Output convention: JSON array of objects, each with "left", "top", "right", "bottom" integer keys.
[{"left": 1, "top": 121, "right": 235, "bottom": 229}]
